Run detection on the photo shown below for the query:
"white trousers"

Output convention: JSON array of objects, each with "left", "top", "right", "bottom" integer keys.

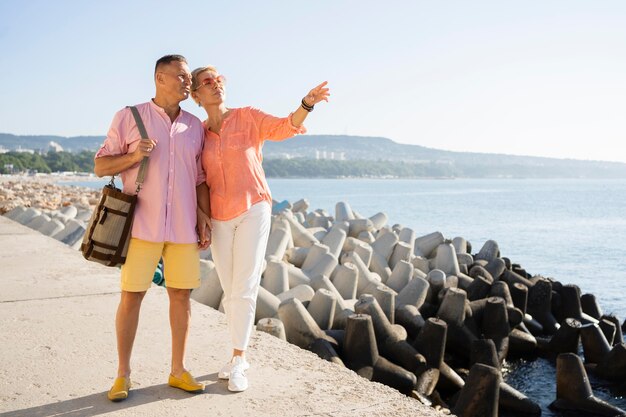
[{"left": 210, "top": 201, "right": 271, "bottom": 351}]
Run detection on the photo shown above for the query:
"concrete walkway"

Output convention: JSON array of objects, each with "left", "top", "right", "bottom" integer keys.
[{"left": 0, "top": 216, "right": 442, "bottom": 417}]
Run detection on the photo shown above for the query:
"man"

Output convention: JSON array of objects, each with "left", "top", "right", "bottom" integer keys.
[{"left": 94, "top": 54, "right": 211, "bottom": 401}]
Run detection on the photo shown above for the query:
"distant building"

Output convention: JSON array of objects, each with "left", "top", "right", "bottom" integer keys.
[
  {"left": 47, "top": 141, "right": 64, "bottom": 152},
  {"left": 314, "top": 149, "right": 347, "bottom": 160},
  {"left": 15, "top": 146, "right": 35, "bottom": 154}
]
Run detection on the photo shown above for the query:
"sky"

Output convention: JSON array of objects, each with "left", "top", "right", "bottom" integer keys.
[{"left": 1, "top": 0, "right": 625, "bottom": 162}]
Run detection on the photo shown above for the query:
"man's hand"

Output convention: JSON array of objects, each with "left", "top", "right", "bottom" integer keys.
[
  {"left": 132, "top": 138, "right": 157, "bottom": 162},
  {"left": 197, "top": 206, "right": 212, "bottom": 249}
]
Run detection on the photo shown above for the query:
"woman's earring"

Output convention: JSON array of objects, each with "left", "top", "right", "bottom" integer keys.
[{"left": 198, "top": 101, "right": 202, "bottom": 107}]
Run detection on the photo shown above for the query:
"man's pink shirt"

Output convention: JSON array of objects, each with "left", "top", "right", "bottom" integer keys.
[
  {"left": 95, "top": 101, "right": 205, "bottom": 244},
  {"left": 202, "top": 107, "right": 305, "bottom": 221}
]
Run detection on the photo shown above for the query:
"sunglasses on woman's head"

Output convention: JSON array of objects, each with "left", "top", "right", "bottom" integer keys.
[{"left": 194, "top": 75, "right": 226, "bottom": 91}]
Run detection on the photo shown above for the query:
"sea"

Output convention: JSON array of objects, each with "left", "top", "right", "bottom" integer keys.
[{"left": 61, "top": 177, "right": 626, "bottom": 416}]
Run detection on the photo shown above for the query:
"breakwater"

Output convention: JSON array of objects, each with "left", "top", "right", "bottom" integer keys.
[{"left": 3, "top": 178, "right": 625, "bottom": 416}]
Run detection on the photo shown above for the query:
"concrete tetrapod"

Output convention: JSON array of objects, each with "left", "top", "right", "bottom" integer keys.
[
  {"left": 581, "top": 293, "right": 604, "bottom": 320},
  {"left": 599, "top": 318, "right": 617, "bottom": 345},
  {"left": 261, "top": 260, "right": 289, "bottom": 295},
  {"left": 558, "top": 284, "right": 598, "bottom": 325},
  {"left": 398, "top": 227, "right": 415, "bottom": 246},
  {"left": 255, "top": 286, "right": 281, "bottom": 323},
  {"left": 265, "top": 226, "right": 290, "bottom": 261},
  {"left": 354, "top": 295, "right": 437, "bottom": 395},
  {"left": 389, "top": 241, "right": 412, "bottom": 270},
  {"left": 369, "top": 233, "right": 398, "bottom": 282},
  {"left": 413, "top": 317, "right": 447, "bottom": 369},
  {"left": 4, "top": 206, "right": 26, "bottom": 220},
  {"left": 369, "top": 212, "right": 388, "bottom": 230},
  {"left": 308, "top": 338, "right": 344, "bottom": 366},
  {"left": 396, "top": 274, "right": 429, "bottom": 310},
  {"left": 51, "top": 219, "right": 86, "bottom": 246},
  {"left": 452, "top": 363, "right": 501, "bottom": 417},
  {"left": 59, "top": 205, "right": 78, "bottom": 218},
  {"left": 434, "top": 243, "right": 461, "bottom": 276},
  {"left": 526, "top": 277, "right": 559, "bottom": 335},
  {"left": 481, "top": 297, "right": 511, "bottom": 363},
  {"left": 342, "top": 237, "right": 373, "bottom": 268},
  {"left": 395, "top": 304, "right": 425, "bottom": 341},
  {"left": 371, "top": 230, "right": 398, "bottom": 262},
  {"left": 437, "top": 287, "right": 467, "bottom": 327},
  {"left": 256, "top": 317, "right": 286, "bottom": 340},
  {"left": 546, "top": 317, "right": 582, "bottom": 355},
  {"left": 307, "top": 288, "right": 336, "bottom": 330},
  {"left": 39, "top": 218, "right": 65, "bottom": 236},
  {"left": 550, "top": 353, "right": 626, "bottom": 416},
  {"left": 191, "top": 260, "right": 223, "bottom": 310},
  {"left": 15, "top": 208, "right": 41, "bottom": 225},
  {"left": 466, "top": 275, "right": 492, "bottom": 301},
  {"left": 470, "top": 339, "right": 541, "bottom": 415},
  {"left": 335, "top": 201, "right": 354, "bottom": 222},
  {"left": 508, "top": 327, "right": 538, "bottom": 358},
  {"left": 330, "top": 263, "right": 358, "bottom": 300},
  {"left": 347, "top": 218, "right": 374, "bottom": 238},
  {"left": 475, "top": 239, "right": 500, "bottom": 262},
  {"left": 372, "top": 285, "right": 396, "bottom": 324},
  {"left": 580, "top": 322, "right": 612, "bottom": 364},
  {"left": 25, "top": 214, "right": 51, "bottom": 230},
  {"left": 281, "top": 211, "right": 319, "bottom": 248},
  {"left": 291, "top": 198, "right": 309, "bottom": 213},
  {"left": 414, "top": 231, "right": 444, "bottom": 258},
  {"left": 305, "top": 212, "right": 332, "bottom": 229},
  {"left": 424, "top": 269, "right": 448, "bottom": 305},
  {"left": 509, "top": 282, "right": 529, "bottom": 315},
  {"left": 470, "top": 339, "right": 499, "bottom": 370},
  {"left": 320, "top": 225, "right": 347, "bottom": 259},
  {"left": 412, "top": 256, "right": 430, "bottom": 275},
  {"left": 277, "top": 297, "right": 328, "bottom": 349},
  {"left": 467, "top": 263, "right": 489, "bottom": 280},
  {"left": 602, "top": 314, "right": 625, "bottom": 346},
  {"left": 595, "top": 343, "right": 626, "bottom": 381},
  {"left": 342, "top": 251, "right": 381, "bottom": 297},
  {"left": 285, "top": 247, "right": 309, "bottom": 269},
  {"left": 343, "top": 314, "right": 417, "bottom": 394},
  {"left": 501, "top": 268, "right": 535, "bottom": 288},
  {"left": 276, "top": 284, "right": 315, "bottom": 304},
  {"left": 452, "top": 236, "right": 467, "bottom": 254}
]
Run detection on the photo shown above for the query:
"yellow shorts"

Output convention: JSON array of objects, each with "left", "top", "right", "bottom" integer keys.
[{"left": 120, "top": 238, "right": 200, "bottom": 292}]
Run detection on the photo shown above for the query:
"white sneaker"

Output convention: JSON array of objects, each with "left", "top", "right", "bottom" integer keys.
[
  {"left": 227, "top": 356, "right": 249, "bottom": 392},
  {"left": 218, "top": 356, "right": 249, "bottom": 380}
]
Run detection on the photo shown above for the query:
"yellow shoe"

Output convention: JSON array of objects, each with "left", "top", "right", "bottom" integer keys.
[
  {"left": 168, "top": 371, "right": 205, "bottom": 393},
  {"left": 108, "top": 376, "right": 131, "bottom": 402}
]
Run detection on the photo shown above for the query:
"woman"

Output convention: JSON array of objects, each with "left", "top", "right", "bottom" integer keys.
[{"left": 191, "top": 65, "right": 329, "bottom": 392}]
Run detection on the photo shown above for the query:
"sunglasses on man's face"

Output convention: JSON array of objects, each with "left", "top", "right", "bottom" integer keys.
[{"left": 194, "top": 75, "right": 226, "bottom": 91}]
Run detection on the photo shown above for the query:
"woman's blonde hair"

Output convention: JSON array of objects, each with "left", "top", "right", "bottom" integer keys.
[{"left": 191, "top": 65, "right": 219, "bottom": 91}]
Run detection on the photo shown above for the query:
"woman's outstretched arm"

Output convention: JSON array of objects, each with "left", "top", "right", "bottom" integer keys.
[{"left": 291, "top": 81, "right": 330, "bottom": 127}]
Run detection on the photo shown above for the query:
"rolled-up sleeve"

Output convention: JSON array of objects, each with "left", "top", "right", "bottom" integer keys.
[
  {"left": 95, "top": 109, "right": 128, "bottom": 159},
  {"left": 249, "top": 107, "right": 306, "bottom": 142},
  {"left": 195, "top": 143, "right": 206, "bottom": 185}
]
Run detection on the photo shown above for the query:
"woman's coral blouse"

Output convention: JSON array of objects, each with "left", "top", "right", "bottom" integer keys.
[{"left": 202, "top": 106, "right": 306, "bottom": 221}]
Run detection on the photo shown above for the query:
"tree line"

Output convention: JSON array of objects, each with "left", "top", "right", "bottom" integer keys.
[
  {"left": 0, "top": 151, "right": 96, "bottom": 174},
  {"left": 0, "top": 151, "right": 459, "bottom": 178}
]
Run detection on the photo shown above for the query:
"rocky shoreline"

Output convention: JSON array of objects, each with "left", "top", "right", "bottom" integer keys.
[
  {"left": 0, "top": 174, "right": 101, "bottom": 213},
  {"left": 3, "top": 175, "right": 626, "bottom": 417}
]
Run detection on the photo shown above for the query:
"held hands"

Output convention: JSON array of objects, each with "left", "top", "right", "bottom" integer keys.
[
  {"left": 196, "top": 206, "right": 212, "bottom": 249},
  {"left": 132, "top": 138, "right": 157, "bottom": 162},
  {"left": 303, "top": 81, "right": 330, "bottom": 108}
]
